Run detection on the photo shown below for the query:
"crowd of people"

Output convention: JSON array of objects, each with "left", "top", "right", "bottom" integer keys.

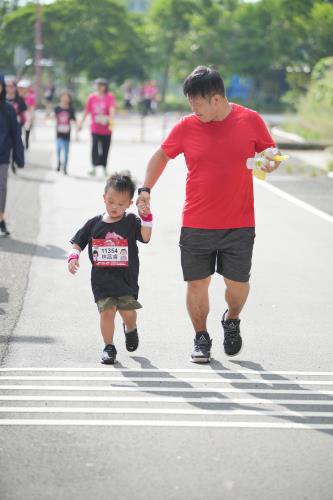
[
  {"left": 0, "top": 75, "right": 160, "bottom": 236},
  {"left": 121, "top": 79, "right": 159, "bottom": 115}
]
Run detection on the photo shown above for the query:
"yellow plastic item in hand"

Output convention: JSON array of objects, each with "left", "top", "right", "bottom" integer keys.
[
  {"left": 253, "top": 169, "right": 267, "bottom": 180},
  {"left": 271, "top": 154, "right": 289, "bottom": 162}
]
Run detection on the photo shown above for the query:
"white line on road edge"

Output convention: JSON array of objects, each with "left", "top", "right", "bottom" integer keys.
[
  {"left": 1, "top": 385, "right": 332, "bottom": 395},
  {"left": 0, "top": 407, "right": 332, "bottom": 417},
  {"left": 1, "top": 376, "right": 332, "bottom": 385},
  {"left": 256, "top": 178, "right": 333, "bottom": 224},
  {"left": 1, "top": 395, "right": 332, "bottom": 405},
  {"left": 1, "top": 368, "right": 333, "bottom": 375},
  {"left": 0, "top": 419, "right": 332, "bottom": 429}
]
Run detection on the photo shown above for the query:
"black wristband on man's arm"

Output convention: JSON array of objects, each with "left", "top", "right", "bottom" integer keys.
[{"left": 138, "top": 187, "right": 151, "bottom": 195}]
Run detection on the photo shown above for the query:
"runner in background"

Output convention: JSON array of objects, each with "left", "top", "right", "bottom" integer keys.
[
  {"left": 5, "top": 76, "right": 27, "bottom": 174},
  {"left": 78, "top": 78, "right": 116, "bottom": 177},
  {"left": 142, "top": 80, "right": 159, "bottom": 115},
  {"left": 17, "top": 80, "right": 36, "bottom": 150},
  {"left": 54, "top": 90, "right": 76, "bottom": 175},
  {"left": 121, "top": 80, "right": 133, "bottom": 112},
  {"left": 44, "top": 82, "right": 55, "bottom": 118},
  {"left": 0, "top": 74, "right": 25, "bottom": 237}
]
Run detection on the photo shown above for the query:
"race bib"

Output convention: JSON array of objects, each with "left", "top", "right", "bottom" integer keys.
[
  {"left": 92, "top": 238, "right": 128, "bottom": 267},
  {"left": 57, "top": 124, "right": 70, "bottom": 133},
  {"left": 95, "top": 114, "right": 109, "bottom": 125}
]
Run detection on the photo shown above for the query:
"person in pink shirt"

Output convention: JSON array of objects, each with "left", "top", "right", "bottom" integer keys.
[
  {"left": 78, "top": 78, "right": 116, "bottom": 176},
  {"left": 142, "top": 80, "right": 159, "bottom": 115}
]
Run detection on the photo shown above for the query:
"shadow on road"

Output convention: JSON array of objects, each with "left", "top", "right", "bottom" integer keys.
[
  {"left": 0, "top": 239, "right": 66, "bottom": 260},
  {"left": 108, "top": 355, "right": 333, "bottom": 436},
  {"left": 114, "top": 355, "right": 258, "bottom": 417},
  {"left": 212, "top": 359, "right": 333, "bottom": 437},
  {"left": 0, "top": 335, "right": 56, "bottom": 344},
  {"left": 0, "top": 287, "right": 9, "bottom": 316}
]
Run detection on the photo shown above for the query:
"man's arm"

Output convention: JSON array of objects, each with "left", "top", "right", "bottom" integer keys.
[{"left": 137, "top": 147, "right": 170, "bottom": 209}]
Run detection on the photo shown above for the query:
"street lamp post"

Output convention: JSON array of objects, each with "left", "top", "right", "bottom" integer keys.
[{"left": 34, "top": 0, "right": 42, "bottom": 107}]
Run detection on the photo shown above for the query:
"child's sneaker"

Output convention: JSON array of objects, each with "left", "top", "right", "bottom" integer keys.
[
  {"left": 0, "top": 220, "right": 10, "bottom": 237},
  {"left": 101, "top": 344, "right": 117, "bottom": 364},
  {"left": 123, "top": 324, "right": 139, "bottom": 352}
]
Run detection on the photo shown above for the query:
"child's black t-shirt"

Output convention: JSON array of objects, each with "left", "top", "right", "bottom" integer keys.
[
  {"left": 54, "top": 106, "right": 76, "bottom": 140},
  {"left": 70, "top": 213, "right": 145, "bottom": 302}
]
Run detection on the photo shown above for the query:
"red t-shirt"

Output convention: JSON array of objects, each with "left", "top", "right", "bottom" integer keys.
[{"left": 161, "top": 103, "right": 275, "bottom": 229}]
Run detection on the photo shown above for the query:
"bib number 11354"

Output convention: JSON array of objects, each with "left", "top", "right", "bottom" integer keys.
[{"left": 92, "top": 238, "right": 128, "bottom": 267}]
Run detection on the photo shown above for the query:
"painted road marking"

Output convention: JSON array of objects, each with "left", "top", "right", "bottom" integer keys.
[
  {"left": 1, "top": 376, "right": 333, "bottom": 385},
  {"left": 0, "top": 419, "right": 333, "bottom": 429},
  {"left": 1, "top": 385, "right": 332, "bottom": 395},
  {"left": 256, "top": 178, "right": 333, "bottom": 225},
  {"left": 1, "top": 368, "right": 333, "bottom": 375},
  {"left": 1, "top": 368, "right": 332, "bottom": 429},
  {"left": 1, "top": 395, "right": 332, "bottom": 404}
]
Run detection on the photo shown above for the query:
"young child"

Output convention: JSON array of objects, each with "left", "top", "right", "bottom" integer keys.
[
  {"left": 54, "top": 90, "right": 76, "bottom": 175},
  {"left": 68, "top": 172, "right": 152, "bottom": 364}
]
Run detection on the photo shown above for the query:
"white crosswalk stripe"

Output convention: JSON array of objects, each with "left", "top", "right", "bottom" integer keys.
[{"left": 1, "top": 367, "right": 333, "bottom": 429}]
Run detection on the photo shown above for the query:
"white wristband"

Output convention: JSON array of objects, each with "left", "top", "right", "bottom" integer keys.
[
  {"left": 68, "top": 248, "right": 81, "bottom": 258},
  {"left": 141, "top": 220, "right": 153, "bottom": 228}
]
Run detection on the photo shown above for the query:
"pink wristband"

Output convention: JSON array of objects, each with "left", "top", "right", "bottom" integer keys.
[{"left": 68, "top": 253, "right": 79, "bottom": 263}]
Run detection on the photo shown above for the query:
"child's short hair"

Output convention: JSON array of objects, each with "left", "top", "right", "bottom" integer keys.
[{"left": 104, "top": 171, "right": 136, "bottom": 199}]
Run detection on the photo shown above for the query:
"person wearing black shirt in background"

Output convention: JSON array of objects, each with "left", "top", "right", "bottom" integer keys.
[
  {"left": 0, "top": 74, "right": 25, "bottom": 236},
  {"left": 54, "top": 90, "right": 76, "bottom": 175},
  {"left": 5, "top": 76, "right": 27, "bottom": 174},
  {"left": 68, "top": 172, "right": 152, "bottom": 364}
]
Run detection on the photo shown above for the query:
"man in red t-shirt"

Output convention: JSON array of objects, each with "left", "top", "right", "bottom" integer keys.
[{"left": 137, "top": 66, "right": 280, "bottom": 363}]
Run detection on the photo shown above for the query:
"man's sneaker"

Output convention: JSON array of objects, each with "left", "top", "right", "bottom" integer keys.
[
  {"left": 221, "top": 310, "right": 242, "bottom": 356},
  {"left": 88, "top": 169, "right": 96, "bottom": 176},
  {"left": 123, "top": 324, "right": 139, "bottom": 352},
  {"left": 101, "top": 344, "right": 117, "bottom": 364},
  {"left": 0, "top": 220, "right": 10, "bottom": 237},
  {"left": 191, "top": 332, "right": 212, "bottom": 363}
]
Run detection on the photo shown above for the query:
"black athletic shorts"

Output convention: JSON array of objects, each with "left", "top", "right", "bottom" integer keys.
[{"left": 179, "top": 227, "right": 256, "bottom": 283}]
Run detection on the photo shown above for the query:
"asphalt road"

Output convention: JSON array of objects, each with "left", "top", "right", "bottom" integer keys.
[{"left": 0, "top": 115, "right": 333, "bottom": 500}]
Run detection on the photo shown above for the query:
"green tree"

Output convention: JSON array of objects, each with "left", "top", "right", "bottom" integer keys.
[
  {"left": 147, "top": 0, "right": 201, "bottom": 102},
  {"left": 1, "top": 0, "right": 149, "bottom": 82},
  {"left": 173, "top": 0, "right": 239, "bottom": 80}
]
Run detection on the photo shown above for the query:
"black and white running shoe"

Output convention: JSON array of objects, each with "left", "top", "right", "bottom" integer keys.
[
  {"left": 101, "top": 344, "right": 117, "bottom": 364},
  {"left": 191, "top": 332, "right": 212, "bottom": 363},
  {"left": 221, "top": 310, "right": 242, "bottom": 356}
]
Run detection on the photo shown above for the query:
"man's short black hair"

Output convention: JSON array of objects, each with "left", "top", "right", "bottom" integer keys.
[
  {"left": 104, "top": 171, "right": 136, "bottom": 199},
  {"left": 183, "top": 66, "right": 225, "bottom": 99}
]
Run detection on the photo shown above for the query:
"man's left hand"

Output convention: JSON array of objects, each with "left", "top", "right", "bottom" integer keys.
[{"left": 261, "top": 159, "right": 281, "bottom": 174}]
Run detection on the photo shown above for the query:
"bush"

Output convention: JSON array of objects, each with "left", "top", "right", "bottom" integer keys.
[{"left": 283, "top": 56, "right": 333, "bottom": 141}]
